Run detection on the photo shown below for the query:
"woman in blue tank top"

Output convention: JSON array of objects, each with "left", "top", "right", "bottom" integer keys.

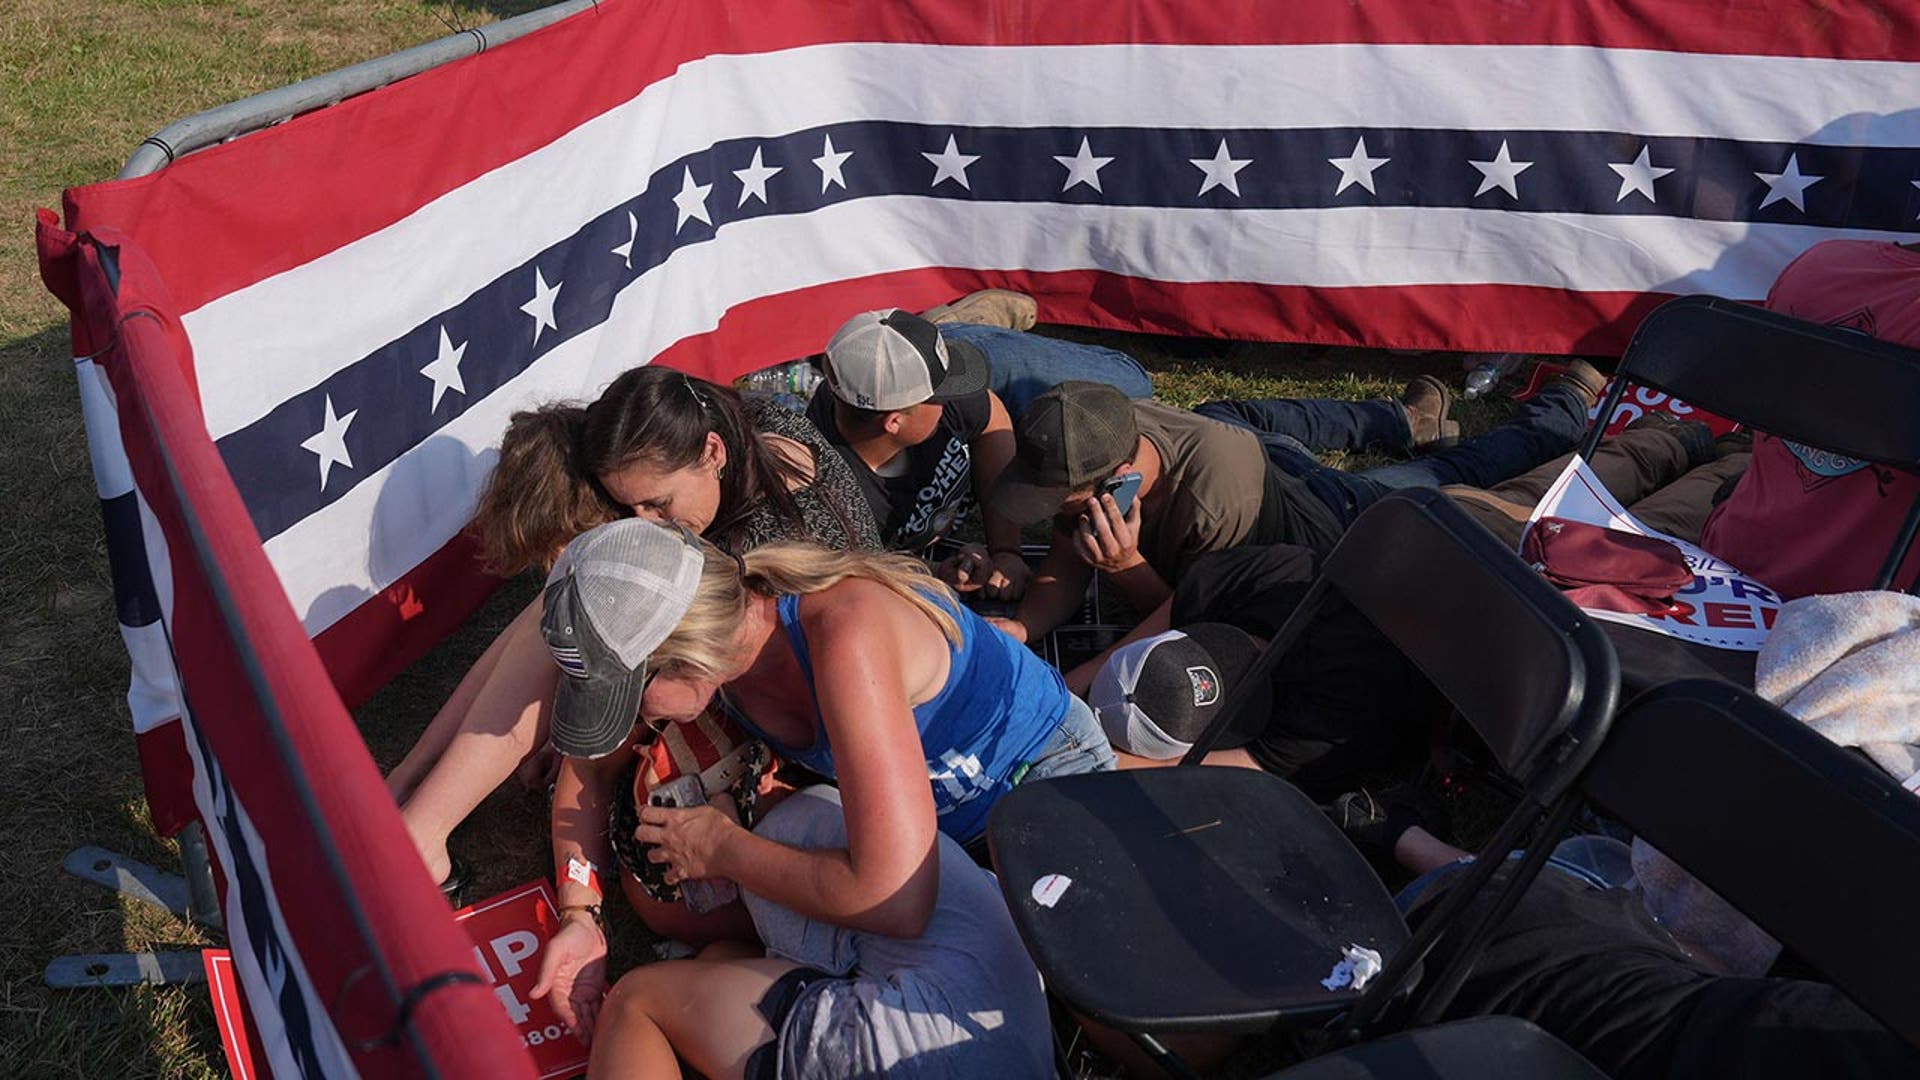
[{"left": 552, "top": 524, "right": 1114, "bottom": 957}]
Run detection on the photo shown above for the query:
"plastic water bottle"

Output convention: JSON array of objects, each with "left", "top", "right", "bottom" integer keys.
[
  {"left": 735, "top": 359, "right": 822, "bottom": 412},
  {"left": 1462, "top": 353, "right": 1524, "bottom": 400}
]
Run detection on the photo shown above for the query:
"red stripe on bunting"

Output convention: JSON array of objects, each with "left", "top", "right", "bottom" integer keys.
[
  {"left": 314, "top": 531, "right": 504, "bottom": 708},
  {"left": 133, "top": 724, "right": 198, "bottom": 837},
  {"left": 66, "top": 226, "right": 534, "bottom": 1077},
  {"left": 645, "top": 268, "right": 1668, "bottom": 383},
  {"left": 64, "top": 0, "right": 1920, "bottom": 313}
]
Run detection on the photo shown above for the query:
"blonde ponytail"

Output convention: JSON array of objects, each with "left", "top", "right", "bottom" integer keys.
[{"left": 649, "top": 541, "right": 961, "bottom": 679}]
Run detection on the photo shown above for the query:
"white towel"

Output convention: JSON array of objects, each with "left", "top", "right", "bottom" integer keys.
[{"left": 1756, "top": 591, "right": 1920, "bottom": 789}]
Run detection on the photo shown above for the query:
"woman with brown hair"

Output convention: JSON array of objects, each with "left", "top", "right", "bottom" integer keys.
[
  {"left": 471, "top": 364, "right": 879, "bottom": 573},
  {"left": 386, "top": 366, "right": 878, "bottom": 938}
]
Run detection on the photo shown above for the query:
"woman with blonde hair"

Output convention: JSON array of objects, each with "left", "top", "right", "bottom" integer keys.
[
  {"left": 526, "top": 519, "right": 1112, "bottom": 1062},
  {"left": 386, "top": 366, "right": 879, "bottom": 931}
]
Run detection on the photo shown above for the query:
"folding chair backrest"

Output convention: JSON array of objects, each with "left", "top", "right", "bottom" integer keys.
[
  {"left": 1197, "top": 487, "right": 1619, "bottom": 799},
  {"left": 1582, "top": 678, "right": 1920, "bottom": 1046},
  {"left": 1198, "top": 490, "right": 1621, "bottom": 1039},
  {"left": 1579, "top": 295, "right": 1920, "bottom": 589}
]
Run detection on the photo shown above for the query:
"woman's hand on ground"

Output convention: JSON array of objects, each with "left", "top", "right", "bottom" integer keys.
[
  {"left": 531, "top": 914, "right": 608, "bottom": 1043},
  {"left": 635, "top": 803, "right": 740, "bottom": 883}
]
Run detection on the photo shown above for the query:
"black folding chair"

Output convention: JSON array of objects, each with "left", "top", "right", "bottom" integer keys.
[
  {"left": 1574, "top": 678, "right": 1920, "bottom": 1049},
  {"left": 1260, "top": 1017, "right": 1606, "bottom": 1079},
  {"left": 987, "top": 489, "right": 1620, "bottom": 1076},
  {"left": 1579, "top": 294, "right": 1920, "bottom": 593}
]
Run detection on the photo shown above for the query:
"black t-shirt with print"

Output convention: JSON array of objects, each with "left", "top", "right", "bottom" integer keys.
[{"left": 806, "top": 386, "right": 992, "bottom": 552}]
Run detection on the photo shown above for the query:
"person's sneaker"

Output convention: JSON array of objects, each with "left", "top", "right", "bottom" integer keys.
[
  {"left": 1399, "top": 374, "right": 1461, "bottom": 452},
  {"left": 1327, "top": 784, "right": 1449, "bottom": 855},
  {"left": 1624, "top": 411, "right": 1716, "bottom": 470},
  {"left": 922, "top": 288, "right": 1038, "bottom": 330},
  {"left": 1545, "top": 358, "right": 1608, "bottom": 411}
]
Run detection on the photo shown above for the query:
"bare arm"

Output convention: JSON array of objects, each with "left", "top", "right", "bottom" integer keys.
[
  {"left": 552, "top": 749, "right": 628, "bottom": 911},
  {"left": 972, "top": 390, "right": 1022, "bottom": 554},
  {"left": 709, "top": 588, "right": 942, "bottom": 937},
  {"left": 997, "top": 530, "right": 1094, "bottom": 643},
  {"left": 1065, "top": 595, "right": 1174, "bottom": 696}
]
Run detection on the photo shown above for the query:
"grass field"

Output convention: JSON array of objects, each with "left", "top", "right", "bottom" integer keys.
[{"left": 1, "top": 5, "right": 1523, "bottom": 1075}]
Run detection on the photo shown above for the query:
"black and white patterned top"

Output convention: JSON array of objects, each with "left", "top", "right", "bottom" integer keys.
[{"left": 725, "top": 397, "right": 882, "bottom": 554}]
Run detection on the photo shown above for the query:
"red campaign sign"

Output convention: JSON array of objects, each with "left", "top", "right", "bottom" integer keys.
[
  {"left": 1515, "top": 361, "right": 1741, "bottom": 438},
  {"left": 202, "top": 950, "right": 262, "bottom": 1080},
  {"left": 201, "top": 880, "right": 588, "bottom": 1079},
  {"left": 454, "top": 880, "right": 590, "bottom": 1080}
]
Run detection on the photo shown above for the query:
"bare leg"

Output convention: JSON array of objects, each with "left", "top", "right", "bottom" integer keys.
[
  {"left": 399, "top": 600, "right": 559, "bottom": 882},
  {"left": 1394, "top": 826, "right": 1470, "bottom": 874},
  {"left": 618, "top": 867, "right": 761, "bottom": 948},
  {"left": 1065, "top": 597, "right": 1174, "bottom": 697},
  {"left": 1113, "top": 746, "right": 1263, "bottom": 771},
  {"left": 589, "top": 956, "right": 804, "bottom": 1080},
  {"left": 386, "top": 598, "right": 531, "bottom": 802}
]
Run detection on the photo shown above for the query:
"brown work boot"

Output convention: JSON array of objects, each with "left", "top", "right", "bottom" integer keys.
[
  {"left": 922, "top": 288, "right": 1039, "bottom": 330},
  {"left": 1399, "top": 374, "right": 1460, "bottom": 452},
  {"left": 1545, "top": 358, "right": 1609, "bottom": 411}
]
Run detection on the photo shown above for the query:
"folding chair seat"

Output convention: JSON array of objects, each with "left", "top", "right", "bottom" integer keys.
[
  {"left": 991, "top": 766, "right": 1406, "bottom": 1033},
  {"left": 989, "top": 489, "right": 1619, "bottom": 1074},
  {"left": 1260, "top": 1017, "right": 1607, "bottom": 1079}
]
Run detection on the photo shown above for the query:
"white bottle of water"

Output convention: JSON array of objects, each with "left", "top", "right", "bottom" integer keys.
[
  {"left": 1462, "top": 353, "right": 1524, "bottom": 400},
  {"left": 736, "top": 359, "right": 822, "bottom": 412}
]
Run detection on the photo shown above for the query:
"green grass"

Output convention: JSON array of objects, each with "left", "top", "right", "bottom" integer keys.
[{"left": 1, "top": 5, "right": 1546, "bottom": 1074}]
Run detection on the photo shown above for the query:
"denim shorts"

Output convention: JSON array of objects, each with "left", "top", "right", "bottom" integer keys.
[{"left": 1019, "top": 695, "right": 1119, "bottom": 783}]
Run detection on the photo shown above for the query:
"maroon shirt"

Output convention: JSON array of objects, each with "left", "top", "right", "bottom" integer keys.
[{"left": 1700, "top": 241, "right": 1920, "bottom": 598}]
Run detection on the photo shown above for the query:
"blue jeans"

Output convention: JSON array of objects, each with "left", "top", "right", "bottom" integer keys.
[
  {"left": 1195, "top": 396, "right": 1412, "bottom": 456},
  {"left": 940, "top": 323, "right": 1154, "bottom": 419},
  {"left": 1394, "top": 835, "right": 1634, "bottom": 913},
  {"left": 1217, "top": 384, "right": 1591, "bottom": 530},
  {"left": 1020, "top": 695, "right": 1118, "bottom": 782}
]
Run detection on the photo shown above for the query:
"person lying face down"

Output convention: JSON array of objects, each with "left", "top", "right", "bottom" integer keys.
[
  {"left": 807, "top": 308, "right": 1031, "bottom": 599},
  {"left": 1087, "top": 622, "right": 1267, "bottom": 766},
  {"left": 985, "top": 369, "right": 1600, "bottom": 646},
  {"left": 530, "top": 519, "right": 1115, "bottom": 1036}
]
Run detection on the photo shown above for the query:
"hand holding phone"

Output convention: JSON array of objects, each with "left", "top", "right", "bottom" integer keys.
[
  {"left": 1099, "top": 471, "right": 1144, "bottom": 518},
  {"left": 1075, "top": 472, "right": 1145, "bottom": 573},
  {"left": 644, "top": 777, "right": 740, "bottom": 913}
]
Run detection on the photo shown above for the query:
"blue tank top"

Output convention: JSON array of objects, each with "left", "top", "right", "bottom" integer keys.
[{"left": 728, "top": 591, "right": 1069, "bottom": 842}]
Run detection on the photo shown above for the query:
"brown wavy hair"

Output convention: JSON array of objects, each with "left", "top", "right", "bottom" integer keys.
[
  {"left": 470, "top": 367, "right": 818, "bottom": 575},
  {"left": 470, "top": 404, "right": 621, "bottom": 575}
]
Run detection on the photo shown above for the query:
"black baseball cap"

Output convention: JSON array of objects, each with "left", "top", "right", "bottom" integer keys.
[
  {"left": 1088, "top": 623, "right": 1267, "bottom": 760},
  {"left": 988, "top": 380, "right": 1140, "bottom": 524}
]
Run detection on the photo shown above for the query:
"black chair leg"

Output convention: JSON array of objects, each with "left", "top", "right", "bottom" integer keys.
[{"left": 1131, "top": 1031, "right": 1202, "bottom": 1080}]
